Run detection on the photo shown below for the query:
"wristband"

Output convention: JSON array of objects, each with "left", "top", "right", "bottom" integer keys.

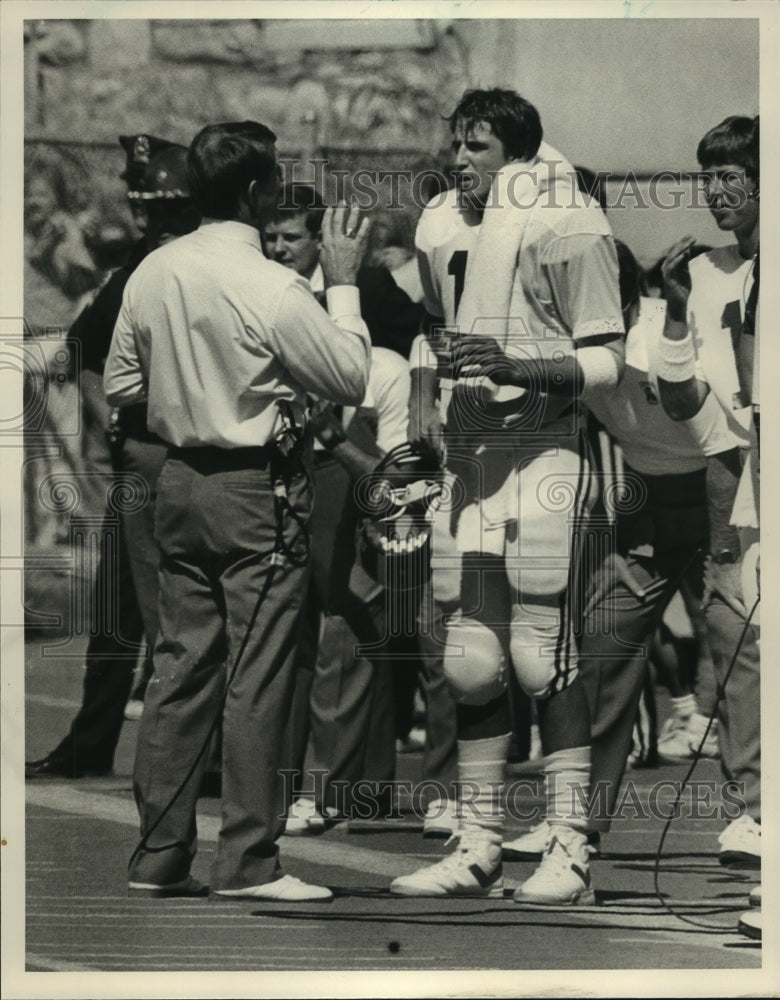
[{"left": 656, "top": 332, "right": 696, "bottom": 383}]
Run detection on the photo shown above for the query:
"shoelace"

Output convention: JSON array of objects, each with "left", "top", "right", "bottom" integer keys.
[
  {"left": 439, "top": 831, "right": 496, "bottom": 865},
  {"left": 533, "top": 837, "right": 587, "bottom": 884}
]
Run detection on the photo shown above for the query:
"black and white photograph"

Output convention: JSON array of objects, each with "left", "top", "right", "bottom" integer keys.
[{"left": 1, "top": 1, "right": 778, "bottom": 997}]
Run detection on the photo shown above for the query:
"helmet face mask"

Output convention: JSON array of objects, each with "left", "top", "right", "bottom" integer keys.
[{"left": 356, "top": 443, "right": 444, "bottom": 586}]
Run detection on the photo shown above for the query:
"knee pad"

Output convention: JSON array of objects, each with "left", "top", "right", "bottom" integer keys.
[
  {"left": 509, "top": 606, "right": 578, "bottom": 700},
  {"left": 443, "top": 615, "right": 507, "bottom": 705}
]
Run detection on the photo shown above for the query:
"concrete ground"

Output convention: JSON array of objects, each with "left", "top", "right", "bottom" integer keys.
[{"left": 5, "top": 634, "right": 771, "bottom": 998}]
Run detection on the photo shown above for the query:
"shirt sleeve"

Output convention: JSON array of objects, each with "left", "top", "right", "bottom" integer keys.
[
  {"left": 103, "top": 282, "right": 148, "bottom": 407},
  {"left": 372, "top": 352, "right": 411, "bottom": 454},
  {"left": 543, "top": 232, "right": 624, "bottom": 342},
  {"left": 271, "top": 279, "right": 370, "bottom": 405}
]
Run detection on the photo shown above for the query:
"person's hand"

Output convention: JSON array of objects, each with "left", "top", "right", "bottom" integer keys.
[
  {"left": 371, "top": 245, "right": 411, "bottom": 271},
  {"left": 447, "top": 334, "right": 524, "bottom": 386},
  {"left": 661, "top": 235, "right": 696, "bottom": 323},
  {"left": 408, "top": 402, "right": 443, "bottom": 462},
  {"left": 703, "top": 555, "right": 746, "bottom": 615},
  {"left": 583, "top": 551, "right": 660, "bottom": 618},
  {"left": 320, "top": 201, "right": 371, "bottom": 288}
]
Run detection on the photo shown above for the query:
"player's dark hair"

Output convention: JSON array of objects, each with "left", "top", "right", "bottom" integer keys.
[
  {"left": 697, "top": 115, "right": 759, "bottom": 181},
  {"left": 614, "top": 239, "right": 646, "bottom": 318},
  {"left": 188, "top": 121, "right": 278, "bottom": 219},
  {"left": 448, "top": 88, "right": 543, "bottom": 161},
  {"left": 276, "top": 182, "right": 326, "bottom": 235}
]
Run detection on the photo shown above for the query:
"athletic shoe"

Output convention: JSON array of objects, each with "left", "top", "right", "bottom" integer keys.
[
  {"left": 513, "top": 826, "right": 596, "bottom": 906},
  {"left": 503, "top": 821, "right": 601, "bottom": 861},
  {"left": 422, "top": 797, "right": 459, "bottom": 838},
  {"left": 214, "top": 875, "right": 332, "bottom": 902},
  {"left": 738, "top": 909, "right": 762, "bottom": 941},
  {"left": 685, "top": 712, "right": 719, "bottom": 758},
  {"left": 389, "top": 828, "right": 503, "bottom": 898},
  {"left": 283, "top": 797, "right": 327, "bottom": 836},
  {"left": 658, "top": 713, "right": 718, "bottom": 762},
  {"left": 128, "top": 875, "right": 209, "bottom": 898},
  {"left": 657, "top": 715, "right": 691, "bottom": 760},
  {"left": 718, "top": 815, "right": 761, "bottom": 869},
  {"left": 749, "top": 884, "right": 761, "bottom": 907}
]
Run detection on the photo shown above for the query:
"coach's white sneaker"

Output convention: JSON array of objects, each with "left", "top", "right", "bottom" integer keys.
[
  {"left": 513, "top": 826, "right": 596, "bottom": 906},
  {"left": 215, "top": 875, "right": 332, "bottom": 902},
  {"left": 749, "top": 884, "right": 762, "bottom": 908},
  {"left": 283, "top": 797, "right": 327, "bottom": 836},
  {"left": 718, "top": 815, "right": 761, "bottom": 869},
  {"left": 503, "top": 821, "right": 601, "bottom": 861},
  {"left": 390, "top": 828, "right": 503, "bottom": 898},
  {"left": 422, "top": 797, "right": 459, "bottom": 838}
]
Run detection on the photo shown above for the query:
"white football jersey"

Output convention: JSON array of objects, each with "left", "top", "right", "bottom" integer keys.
[
  {"left": 588, "top": 298, "right": 706, "bottom": 476},
  {"left": 688, "top": 244, "right": 757, "bottom": 444}
]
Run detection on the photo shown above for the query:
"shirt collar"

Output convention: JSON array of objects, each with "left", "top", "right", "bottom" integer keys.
[{"left": 198, "top": 219, "right": 264, "bottom": 251}]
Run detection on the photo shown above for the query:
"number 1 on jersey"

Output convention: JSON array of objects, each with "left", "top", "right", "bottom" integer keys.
[{"left": 448, "top": 250, "right": 468, "bottom": 315}]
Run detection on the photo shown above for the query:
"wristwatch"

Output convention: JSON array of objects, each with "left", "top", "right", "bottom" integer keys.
[{"left": 711, "top": 549, "right": 738, "bottom": 565}]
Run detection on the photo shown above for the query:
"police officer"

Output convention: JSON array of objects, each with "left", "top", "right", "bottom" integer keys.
[{"left": 26, "top": 138, "right": 199, "bottom": 779}]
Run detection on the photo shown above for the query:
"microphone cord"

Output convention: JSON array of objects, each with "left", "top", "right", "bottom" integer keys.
[{"left": 652, "top": 594, "right": 760, "bottom": 930}]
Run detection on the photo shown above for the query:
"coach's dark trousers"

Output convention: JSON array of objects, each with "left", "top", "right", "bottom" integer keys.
[{"left": 129, "top": 446, "right": 311, "bottom": 891}]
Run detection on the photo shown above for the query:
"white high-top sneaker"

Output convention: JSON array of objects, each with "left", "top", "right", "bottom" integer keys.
[
  {"left": 513, "top": 825, "right": 595, "bottom": 906},
  {"left": 390, "top": 827, "right": 504, "bottom": 898},
  {"left": 503, "top": 820, "right": 601, "bottom": 861}
]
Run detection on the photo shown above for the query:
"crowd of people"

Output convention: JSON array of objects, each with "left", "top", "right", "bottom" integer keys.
[{"left": 23, "top": 89, "right": 760, "bottom": 937}]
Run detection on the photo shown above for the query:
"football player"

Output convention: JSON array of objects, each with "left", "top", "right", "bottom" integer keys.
[
  {"left": 657, "top": 117, "right": 760, "bottom": 908},
  {"left": 392, "top": 88, "right": 624, "bottom": 905}
]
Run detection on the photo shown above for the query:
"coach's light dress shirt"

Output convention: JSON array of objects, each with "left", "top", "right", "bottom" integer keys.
[{"left": 104, "top": 220, "right": 370, "bottom": 448}]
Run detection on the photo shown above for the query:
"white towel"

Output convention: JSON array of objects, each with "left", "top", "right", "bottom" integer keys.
[
  {"left": 452, "top": 143, "right": 578, "bottom": 413},
  {"left": 455, "top": 141, "right": 577, "bottom": 343}
]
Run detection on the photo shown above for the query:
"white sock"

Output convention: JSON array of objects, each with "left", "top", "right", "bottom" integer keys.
[
  {"left": 457, "top": 734, "right": 511, "bottom": 837},
  {"left": 544, "top": 745, "right": 591, "bottom": 834}
]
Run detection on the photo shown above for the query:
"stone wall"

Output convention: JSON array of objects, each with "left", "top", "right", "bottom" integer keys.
[{"left": 25, "top": 18, "right": 474, "bottom": 162}]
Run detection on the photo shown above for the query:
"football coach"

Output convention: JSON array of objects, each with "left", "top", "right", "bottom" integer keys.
[{"left": 104, "top": 120, "right": 371, "bottom": 902}]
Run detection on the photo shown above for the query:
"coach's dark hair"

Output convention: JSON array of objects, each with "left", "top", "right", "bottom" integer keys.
[
  {"left": 448, "top": 89, "right": 543, "bottom": 161},
  {"left": 187, "top": 121, "right": 278, "bottom": 220},
  {"left": 697, "top": 115, "right": 759, "bottom": 181},
  {"left": 276, "top": 182, "right": 326, "bottom": 235}
]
